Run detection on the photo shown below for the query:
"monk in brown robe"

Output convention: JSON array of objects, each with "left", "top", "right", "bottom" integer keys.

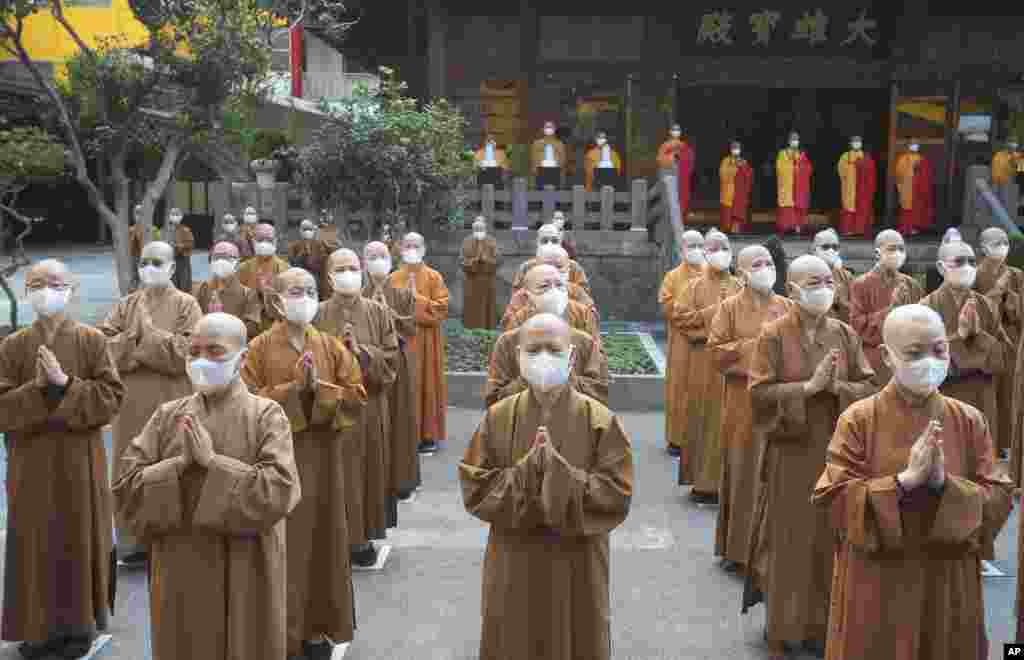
[
  {"left": 166, "top": 207, "right": 194, "bottom": 293},
  {"left": 743, "top": 255, "right": 878, "bottom": 659},
  {"left": 317, "top": 251, "right": 401, "bottom": 566},
  {"left": 814, "top": 304, "right": 1013, "bottom": 660},
  {"left": 239, "top": 206, "right": 260, "bottom": 260},
  {"left": 850, "top": 229, "right": 925, "bottom": 385},
  {"left": 485, "top": 320, "right": 609, "bottom": 407},
  {"left": 511, "top": 224, "right": 589, "bottom": 292},
  {"left": 659, "top": 229, "right": 706, "bottom": 458},
  {"left": 388, "top": 232, "right": 449, "bottom": 453},
  {"left": 460, "top": 216, "right": 499, "bottom": 329},
  {"left": 193, "top": 242, "right": 266, "bottom": 339},
  {"left": 113, "top": 313, "right": 301, "bottom": 660},
  {"left": 0, "top": 260, "right": 124, "bottom": 658},
  {"left": 363, "top": 241, "right": 421, "bottom": 499},
  {"left": 812, "top": 228, "right": 854, "bottom": 324},
  {"left": 677, "top": 230, "right": 741, "bottom": 497},
  {"left": 503, "top": 264, "right": 600, "bottom": 342},
  {"left": 551, "top": 211, "right": 577, "bottom": 260},
  {"left": 708, "top": 245, "right": 791, "bottom": 571},
  {"left": 212, "top": 213, "right": 254, "bottom": 261},
  {"left": 289, "top": 219, "right": 332, "bottom": 300},
  {"left": 241, "top": 269, "right": 367, "bottom": 658},
  {"left": 98, "top": 241, "right": 202, "bottom": 564},
  {"left": 459, "top": 313, "right": 632, "bottom": 660},
  {"left": 128, "top": 204, "right": 146, "bottom": 291},
  {"left": 238, "top": 223, "right": 289, "bottom": 293},
  {"left": 975, "top": 227, "right": 1023, "bottom": 466},
  {"left": 920, "top": 240, "right": 1011, "bottom": 453},
  {"left": 501, "top": 246, "right": 596, "bottom": 329}
]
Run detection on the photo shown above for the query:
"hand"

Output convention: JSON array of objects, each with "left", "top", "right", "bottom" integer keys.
[
  {"left": 533, "top": 426, "right": 550, "bottom": 450},
  {"left": 176, "top": 415, "right": 194, "bottom": 465},
  {"left": 900, "top": 420, "right": 940, "bottom": 490},
  {"left": 805, "top": 349, "right": 838, "bottom": 395},
  {"left": 927, "top": 423, "right": 945, "bottom": 489},
  {"left": 890, "top": 282, "right": 908, "bottom": 307},
  {"left": 34, "top": 353, "right": 49, "bottom": 388},
  {"left": 408, "top": 272, "right": 417, "bottom": 291},
  {"left": 137, "top": 301, "right": 154, "bottom": 332},
  {"left": 38, "top": 346, "right": 68, "bottom": 386},
  {"left": 257, "top": 274, "right": 271, "bottom": 290},
  {"left": 342, "top": 323, "right": 359, "bottom": 353},
  {"left": 958, "top": 298, "right": 978, "bottom": 339},
  {"left": 182, "top": 415, "right": 214, "bottom": 468},
  {"left": 302, "top": 351, "right": 318, "bottom": 391}
]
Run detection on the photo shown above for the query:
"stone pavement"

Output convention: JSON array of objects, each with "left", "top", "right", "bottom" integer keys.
[{"left": 0, "top": 408, "right": 1018, "bottom": 659}]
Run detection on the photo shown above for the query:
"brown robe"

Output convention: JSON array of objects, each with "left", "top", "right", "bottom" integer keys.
[
  {"left": 238, "top": 255, "right": 290, "bottom": 293},
  {"left": 976, "top": 257, "right": 1024, "bottom": 461},
  {"left": 192, "top": 277, "right": 265, "bottom": 339},
  {"left": 484, "top": 326, "right": 609, "bottom": 408},
  {"left": 849, "top": 267, "right": 925, "bottom": 385},
  {"left": 170, "top": 223, "right": 195, "bottom": 293},
  {"left": 659, "top": 262, "right": 703, "bottom": 450},
  {"left": 98, "top": 287, "right": 202, "bottom": 548},
  {"left": 677, "top": 268, "right": 741, "bottom": 491},
  {"left": 501, "top": 284, "right": 597, "bottom": 331},
  {"left": 813, "top": 385, "right": 1013, "bottom": 660},
  {"left": 112, "top": 380, "right": 301, "bottom": 660},
  {"left": 512, "top": 258, "right": 589, "bottom": 292},
  {"left": 502, "top": 299, "right": 600, "bottom": 347},
  {"left": 128, "top": 224, "right": 144, "bottom": 291},
  {"left": 315, "top": 297, "right": 399, "bottom": 541},
  {"left": 239, "top": 224, "right": 258, "bottom": 260},
  {"left": 0, "top": 318, "right": 124, "bottom": 642},
  {"left": 210, "top": 235, "right": 254, "bottom": 261},
  {"left": 707, "top": 288, "right": 792, "bottom": 565},
  {"left": 241, "top": 322, "right": 367, "bottom": 652},
  {"left": 364, "top": 279, "right": 420, "bottom": 496},
  {"left": 743, "top": 308, "right": 877, "bottom": 645},
  {"left": 461, "top": 235, "right": 499, "bottom": 329},
  {"left": 288, "top": 239, "right": 332, "bottom": 300},
  {"left": 829, "top": 265, "right": 854, "bottom": 325},
  {"left": 459, "top": 388, "right": 633, "bottom": 660},
  {"left": 919, "top": 284, "right": 1011, "bottom": 453},
  {"left": 388, "top": 264, "right": 449, "bottom": 443}
]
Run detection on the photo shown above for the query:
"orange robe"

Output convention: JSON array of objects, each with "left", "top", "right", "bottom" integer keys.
[
  {"left": 719, "top": 155, "right": 752, "bottom": 233},
  {"left": 743, "top": 308, "right": 877, "bottom": 646},
  {"left": 238, "top": 255, "right": 289, "bottom": 292},
  {"left": 288, "top": 238, "right": 332, "bottom": 300},
  {"left": 512, "top": 258, "right": 589, "bottom": 292},
  {"left": 677, "top": 269, "right": 741, "bottom": 492},
  {"left": 659, "top": 262, "right": 703, "bottom": 451},
  {"left": 895, "top": 152, "right": 934, "bottom": 234},
  {"left": 708, "top": 288, "right": 792, "bottom": 565},
  {"left": 849, "top": 267, "right": 925, "bottom": 384},
  {"left": 501, "top": 284, "right": 596, "bottom": 331},
  {"left": 388, "top": 264, "right": 449, "bottom": 443},
  {"left": 992, "top": 150, "right": 1023, "bottom": 186},
  {"left": 776, "top": 148, "right": 813, "bottom": 232},
  {"left": 474, "top": 146, "right": 510, "bottom": 171},
  {"left": 837, "top": 150, "right": 877, "bottom": 236},
  {"left": 814, "top": 385, "right": 1013, "bottom": 660},
  {"left": 0, "top": 318, "right": 124, "bottom": 642},
  {"left": 240, "top": 323, "right": 367, "bottom": 652},
  {"left": 460, "top": 235, "right": 499, "bottom": 329},
  {"left": 584, "top": 146, "right": 622, "bottom": 192},
  {"left": 458, "top": 388, "right": 632, "bottom": 660},
  {"left": 192, "top": 277, "right": 265, "bottom": 340}
]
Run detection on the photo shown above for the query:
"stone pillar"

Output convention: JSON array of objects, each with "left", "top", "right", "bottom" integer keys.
[{"left": 426, "top": 0, "right": 446, "bottom": 99}]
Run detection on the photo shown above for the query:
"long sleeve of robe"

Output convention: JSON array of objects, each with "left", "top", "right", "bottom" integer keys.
[
  {"left": 659, "top": 263, "right": 701, "bottom": 451},
  {"left": 461, "top": 235, "right": 499, "bottom": 329},
  {"left": 112, "top": 382, "right": 300, "bottom": 660},
  {"left": 459, "top": 388, "right": 632, "bottom": 660},
  {"left": 0, "top": 319, "right": 124, "bottom": 642},
  {"left": 812, "top": 385, "right": 1013, "bottom": 660}
]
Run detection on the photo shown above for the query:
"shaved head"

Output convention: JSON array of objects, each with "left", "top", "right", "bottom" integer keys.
[
  {"left": 210, "top": 241, "right": 240, "bottom": 260},
  {"left": 519, "top": 313, "right": 572, "bottom": 358},
  {"left": 788, "top": 255, "right": 831, "bottom": 284},
  {"left": 538, "top": 223, "right": 561, "bottom": 240},
  {"left": 300, "top": 219, "right": 316, "bottom": 232},
  {"left": 193, "top": 313, "right": 248, "bottom": 352},
  {"left": 980, "top": 227, "right": 1008, "bottom": 245},
  {"left": 813, "top": 228, "right": 839, "bottom": 248},
  {"left": 937, "top": 240, "right": 973, "bottom": 263},
  {"left": 704, "top": 230, "right": 729, "bottom": 250},
  {"left": 141, "top": 241, "right": 174, "bottom": 262},
  {"left": 472, "top": 217, "right": 486, "bottom": 230},
  {"left": 875, "top": 229, "right": 904, "bottom": 250},
  {"left": 25, "top": 259, "right": 70, "bottom": 292},
  {"left": 328, "top": 248, "right": 360, "bottom": 271},
  {"left": 253, "top": 223, "right": 276, "bottom": 241},
  {"left": 882, "top": 304, "right": 944, "bottom": 348},
  {"left": 682, "top": 230, "right": 704, "bottom": 250},
  {"left": 402, "top": 233, "right": 425, "bottom": 250},
  {"left": 738, "top": 245, "right": 771, "bottom": 271},
  {"left": 276, "top": 267, "right": 316, "bottom": 294},
  {"left": 524, "top": 264, "right": 561, "bottom": 294},
  {"left": 364, "top": 241, "right": 389, "bottom": 259}
]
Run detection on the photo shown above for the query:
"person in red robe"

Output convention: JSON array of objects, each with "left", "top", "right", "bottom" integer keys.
[
  {"left": 836, "top": 135, "right": 877, "bottom": 236},
  {"left": 665, "top": 125, "right": 695, "bottom": 222},
  {"left": 776, "top": 131, "right": 813, "bottom": 235},
  {"left": 895, "top": 142, "right": 935, "bottom": 236},
  {"left": 720, "top": 140, "right": 753, "bottom": 233}
]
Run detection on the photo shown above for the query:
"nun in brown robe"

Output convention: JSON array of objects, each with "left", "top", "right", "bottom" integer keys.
[
  {"left": 0, "top": 260, "right": 124, "bottom": 656},
  {"left": 242, "top": 270, "right": 368, "bottom": 656},
  {"left": 167, "top": 208, "right": 194, "bottom": 294},
  {"left": 316, "top": 252, "right": 400, "bottom": 554},
  {"left": 363, "top": 241, "right": 421, "bottom": 498},
  {"left": 193, "top": 242, "right": 266, "bottom": 339},
  {"left": 814, "top": 304, "right": 1013, "bottom": 660},
  {"left": 460, "top": 219, "right": 499, "bottom": 329},
  {"left": 511, "top": 224, "right": 589, "bottom": 292},
  {"left": 484, "top": 324, "right": 609, "bottom": 408},
  {"left": 113, "top": 314, "right": 301, "bottom": 660},
  {"left": 676, "top": 230, "right": 741, "bottom": 497},
  {"left": 707, "top": 246, "right": 791, "bottom": 569},
  {"left": 98, "top": 241, "right": 202, "bottom": 557},
  {"left": 459, "top": 314, "right": 632, "bottom": 660},
  {"left": 238, "top": 224, "right": 289, "bottom": 293},
  {"left": 743, "top": 255, "right": 877, "bottom": 659},
  {"left": 289, "top": 220, "right": 333, "bottom": 300}
]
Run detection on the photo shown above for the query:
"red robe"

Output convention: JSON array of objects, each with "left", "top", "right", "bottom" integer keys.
[
  {"left": 676, "top": 142, "right": 695, "bottom": 219},
  {"left": 721, "top": 160, "right": 753, "bottom": 233},
  {"left": 776, "top": 150, "right": 813, "bottom": 233},
  {"left": 897, "top": 156, "right": 935, "bottom": 234},
  {"left": 838, "top": 154, "right": 877, "bottom": 236}
]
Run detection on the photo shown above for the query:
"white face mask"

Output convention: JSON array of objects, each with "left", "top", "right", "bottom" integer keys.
[
  {"left": 243, "top": 213, "right": 258, "bottom": 224},
  {"left": 367, "top": 257, "right": 391, "bottom": 276},
  {"left": 596, "top": 138, "right": 607, "bottom": 146},
  {"left": 943, "top": 265, "right": 977, "bottom": 289},
  {"left": 879, "top": 249, "right": 906, "bottom": 271},
  {"left": 139, "top": 265, "right": 172, "bottom": 288},
  {"left": 888, "top": 350, "right": 948, "bottom": 395},
  {"left": 254, "top": 241, "right": 276, "bottom": 257},
  {"left": 816, "top": 247, "right": 841, "bottom": 268},
  {"left": 29, "top": 287, "right": 70, "bottom": 318},
  {"left": 285, "top": 296, "right": 319, "bottom": 324},
  {"left": 909, "top": 143, "right": 919, "bottom": 152},
  {"left": 544, "top": 127, "right": 555, "bottom": 136},
  {"left": 210, "top": 259, "right": 238, "bottom": 279},
  {"left": 794, "top": 284, "right": 835, "bottom": 316},
  {"left": 534, "top": 287, "right": 569, "bottom": 316},
  {"left": 985, "top": 244, "right": 1009, "bottom": 259},
  {"left": 473, "top": 230, "right": 486, "bottom": 240},
  {"left": 851, "top": 141, "right": 862, "bottom": 150},
  {"left": 520, "top": 348, "right": 573, "bottom": 392},
  {"left": 707, "top": 250, "right": 732, "bottom": 271},
  {"left": 222, "top": 223, "right": 237, "bottom": 234},
  {"left": 402, "top": 248, "right": 424, "bottom": 265},
  {"left": 169, "top": 214, "right": 182, "bottom": 225},
  {"left": 789, "top": 140, "right": 799, "bottom": 149},
  {"left": 537, "top": 242, "right": 561, "bottom": 259},
  {"left": 748, "top": 267, "right": 776, "bottom": 293},
  {"left": 670, "top": 131, "right": 681, "bottom": 138},
  {"left": 1009, "top": 143, "right": 1019, "bottom": 151},
  {"left": 301, "top": 230, "right": 316, "bottom": 240},
  {"left": 333, "top": 271, "right": 363, "bottom": 293},
  {"left": 731, "top": 148, "right": 741, "bottom": 156},
  {"left": 686, "top": 247, "right": 706, "bottom": 265},
  {"left": 559, "top": 271, "right": 570, "bottom": 286},
  {"left": 187, "top": 351, "right": 244, "bottom": 394}
]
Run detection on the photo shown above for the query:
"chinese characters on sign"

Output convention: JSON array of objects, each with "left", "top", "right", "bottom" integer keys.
[{"left": 695, "top": 8, "right": 879, "bottom": 48}]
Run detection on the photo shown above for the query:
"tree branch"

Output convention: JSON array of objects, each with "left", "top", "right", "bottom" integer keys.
[
  {"left": 49, "top": 0, "right": 97, "bottom": 62},
  {"left": 0, "top": 201, "right": 35, "bottom": 278}
]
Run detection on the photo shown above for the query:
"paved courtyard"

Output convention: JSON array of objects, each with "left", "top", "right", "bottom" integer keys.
[{"left": 0, "top": 245, "right": 1018, "bottom": 659}]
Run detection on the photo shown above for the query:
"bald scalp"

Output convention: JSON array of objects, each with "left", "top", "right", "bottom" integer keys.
[
  {"left": 364, "top": 241, "right": 388, "bottom": 258},
  {"left": 521, "top": 312, "right": 571, "bottom": 340},
  {"left": 328, "top": 248, "right": 360, "bottom": 268},
  {"left": 704, "top": 230, "right": 729, "bottom": 248},
  {"left": 980, "top": 227, "right": 1008, "bottom": 244},
  {"left": 524, "top": 264, "right": 560, "bottom": 289},
  {"left": 738, "top": 245, "right": 770, "bottom": 270},
  {"left": 253, "top": 223, "right": 276, "bottom": 240},
  {"left": 28, "top": 258, "right": 68, "bottom": 280},
  {"left": 882, "top": 304, "right": 944, "bottom": 347},
  {"left": 937, "top": 240, "right": 973, "bottom": 262},
  {"left": 813, "top": 228, "right": 839, "bottom": 247},
  {"left": 472, "top": 216, "right": 486, "bottom": 229},
  {"left": 141, "top": 241, "right": 174, "bottom": 260},
  {"left": 195, "top": 313, "right": 248, "bottom": 348},
  {"left": 211, "top": 241, "right": 240, "bottom": 259},
  {"left": 875, "top": 229, "right": 904, "bottom": 249},
  {"left": 276, "top": 267, "right": 316, "bottom": 292},
  {"left": 537, "top": 224, "right": 560, "bottom": 239},
  {"left": 540, "top": 245, "right": 569, "bottom": 267},
  {"left": 403, "top": 232, "right": 424, "bottom": 245},
  {"left": 788, "top": 255, "right": 830, "bottom": 283}
]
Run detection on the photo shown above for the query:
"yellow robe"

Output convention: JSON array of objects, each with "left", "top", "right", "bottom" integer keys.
[
  {"left": 895, "top": 152, "right": 922, "bottom": 210},
  {"left": 658, "top": 262, "right": 703, "bottom": 450},
  {"left": 459, "top": 387, "right": 632, "bottom": 660},
  {"left": 584, "top": 146, "right": 622, "bottom": 191},
  {"left": 837, "top": 150, "right": 865, "bottom": 213},
  {"left": 992, "top": 150, "right": 1023, "bottom": 186}
]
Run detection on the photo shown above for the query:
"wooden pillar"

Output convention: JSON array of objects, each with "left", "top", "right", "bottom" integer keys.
[
  {"left": 520, "top": 0, "right": 538, "bottom": 145},
  {"left": 426, "top": 0, "right": 446, "bottom": 99}
]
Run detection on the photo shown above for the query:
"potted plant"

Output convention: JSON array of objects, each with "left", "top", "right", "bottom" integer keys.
[{"left": 249, "top": 129, "right": 290, "bottom": 186}]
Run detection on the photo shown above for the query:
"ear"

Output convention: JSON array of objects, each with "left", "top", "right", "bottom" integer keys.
[
  {"left": 935, "top": 261, "right": 945, "bottom": 276},
  {"left": 879, "top": 344, "right": 894, "bottom": 372}
]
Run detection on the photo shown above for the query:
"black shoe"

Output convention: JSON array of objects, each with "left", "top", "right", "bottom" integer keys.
[
  {"left": 720, "top": 559, "right": 740, "bottom": 573},
  {"left": 690, "top": 491, "right": 719, "bottom": 504},
  {"left": 397, "top": 489, "right": 415, "bottom": 501},
  {"left": 60, "top": 634, "right": 97, "bottom": 658},
  {"left": 18, "top": 638, "right": 64, "bottom": 659},
  {"left": 418, "top": 440, "right": 438, "bottom": 454},
  {"left": 803, "top": 639, "right": 826, "bottom": 657},
  {"left": 119, "top": 550, "right": 148, "bottom": 566},
  {"left": 666, "top": 446, "right": 681, "bottom": 457},
  {"left": 303, "top": 639, "right": 334, "bottom": 660},
  {"left": 352, "top": 543, "right": 378, "bottom": 567}
]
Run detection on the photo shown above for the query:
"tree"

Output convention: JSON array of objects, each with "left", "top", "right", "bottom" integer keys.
[
  {"left": 296, "top": 68, "right": 476, "bottom": 241},
  {"left": 0, "top": 0, "right": 358, "bottom": 293}
]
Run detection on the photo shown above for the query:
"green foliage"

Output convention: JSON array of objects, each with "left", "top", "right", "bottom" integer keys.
[
  {"left": 249, "top": 128, "right": 290, "bottom": 160},
  {"left": 505, "top": 143, "right": 530, "bottom": 178},
  {"left": 0, "top": 127, "right": 66, "bottom": 178}
]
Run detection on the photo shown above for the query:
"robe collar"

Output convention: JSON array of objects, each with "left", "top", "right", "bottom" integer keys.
[
  {"left": 936, "top": 281, "right": 972, "bottom": 309},
  {"left": 976, "top": 256, "right": 1006, "bottom": 291},
  {"left": 33, "top": 313, "right": 72, "bottom": 345},
  {"left": 195, "top": 377, "right": 249, "bottom": 412},
  {"left": 873, "top": 264, "right": 901, "bottom": 284},
  {"left": 793, "top": 305, "right": 830, "bottom": 347},
  {"left": 880, "top": 381, "right": 945, "bottom": 417}
]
